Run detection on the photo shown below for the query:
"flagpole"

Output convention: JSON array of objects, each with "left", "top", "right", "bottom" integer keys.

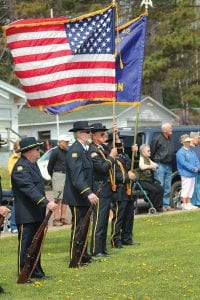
[
  {"left": 130, "top": 0, "right": 152, "bottom": 172},
  {"left": 50, "top": 8, "right": 60, "bottom": 139}
]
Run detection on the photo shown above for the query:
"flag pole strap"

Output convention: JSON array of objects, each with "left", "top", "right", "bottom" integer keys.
[{"left": 131, "top": 103, "right": 140, "bottom": 172}]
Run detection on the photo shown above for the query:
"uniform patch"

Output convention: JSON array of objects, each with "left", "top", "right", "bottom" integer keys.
[
  {"left": 72, "top": 152, "right": 78, "bottom": 158},
  {"left": 17, "top": 166, "right": 23, "bottom": 172},
  {"left": 91, "top": 152, "right": 98, "bottom": 158}
]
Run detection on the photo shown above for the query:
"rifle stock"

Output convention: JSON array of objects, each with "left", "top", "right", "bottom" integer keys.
[
  {"left": 17, "top": 210, "right": 52, "bottom": 283},
  {"left": 17, "top": 191, "right": 61, "bottom": 284},
  {"left": 0, "top": 214, "right": 5, "bottom": 228},
  {"left": 69, "top": 205, "right": 93, "bottom": 268}
]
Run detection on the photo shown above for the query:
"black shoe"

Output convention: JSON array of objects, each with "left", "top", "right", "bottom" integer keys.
[
  {"left": 31, "top": 274, "right": 52, "bottom": 280},
  {"left": 0, "top": 286, "right": 4, "bottom": 294},
  {"left": 114, "top": 244, "right": 123, "bottom": 249},
  {"left": 79, "top": 262, "right": 89, "bottom": 267},
  {"left": 102, "top": 251, "right": 111, "bottom": 257},
  {"left": 82, "top": 257, "right": 100, "bottom": 264},
  {"left": 122, "top": 241, "right": 140, "bottom": 246},
  {"left": 94, "top": 253, "right": 107, "bottom": 258}
]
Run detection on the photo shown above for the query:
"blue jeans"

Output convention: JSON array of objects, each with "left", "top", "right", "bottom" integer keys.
[
  {"left": 10, "top": 204, "right": 18, "bottom": 231},
  {"left": 154, "top": 163, "right": 172, "bottom": 208}
]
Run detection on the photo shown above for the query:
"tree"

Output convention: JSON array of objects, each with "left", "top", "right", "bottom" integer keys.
[{"left": 141, "top": 0, "right": 200, "bottom": 115}]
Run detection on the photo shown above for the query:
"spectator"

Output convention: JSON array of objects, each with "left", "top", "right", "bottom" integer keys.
[
  {"left": 190, "top": 132, "right": 200, "bottom": 207},
  {"left": 47, "top": 135, "right": 71, "bottom": 226},
  {"left": 8, "top": 140, "right": 21, "bottom": 233},
  {"left": 139, "top": 144, "right": 164, "bottom": 212},
  {"left": 176, "top": 134, "right": 200, "bottom": 210},
  {"left": 150, "top": 123, "right": 175, "bottom": 211}
]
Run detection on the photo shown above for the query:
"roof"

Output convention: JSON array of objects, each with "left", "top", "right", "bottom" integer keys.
[
  {"left": 0, "top": 80, "right": 26, "bottom": 100},
  {"left": 19, "top": 103, "right": 130, "bottom": 125},
  {"left": 19, "top": 96, "right": 179, "bottom": 125}
]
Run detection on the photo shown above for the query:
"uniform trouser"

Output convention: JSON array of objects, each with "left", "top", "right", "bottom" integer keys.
[
  {"left": 139, "top": 180, "right": 163, "bottom": 210},
  {"left": 17, "top": 222, "right": 45, "bottom": 277},
  {"left": 111, "top": 200, "right": 135, "bottom": 247},
  {"left": 90, "top": 196, "right": 111, "bottom": 255},
  {"left": 69, "top": 206, "right": 90, "bottom": 262}
]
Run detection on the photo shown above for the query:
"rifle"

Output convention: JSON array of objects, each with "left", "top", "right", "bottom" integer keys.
[
  {"left": 17, "top": 192, "right": 61, "bottom": 284},
  {"left": 0, "top": 214, "right": 5, "bottom": 228},
  {"left": 69, "top": 205, "right": 93, "bottom": 268}
]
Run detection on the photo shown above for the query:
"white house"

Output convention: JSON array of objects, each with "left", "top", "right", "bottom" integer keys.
[
  {"left": 18, "top": 96, "right": 180, "bottom": 141},
  {"left": 0, "top": 80, "right": 26, "bottom": 150}
]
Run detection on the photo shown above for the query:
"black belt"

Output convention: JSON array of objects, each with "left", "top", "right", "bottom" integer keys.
[
  {"left": 56, "top": 171, "right": 66, "bottom": 174},
  {"left": 95, "top": 179, "right": 110, "bottom": 184}
]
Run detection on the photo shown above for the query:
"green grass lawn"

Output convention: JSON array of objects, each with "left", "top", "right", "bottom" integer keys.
[{"left": 1, "top": 210, "right": 200, "bottom": 299}]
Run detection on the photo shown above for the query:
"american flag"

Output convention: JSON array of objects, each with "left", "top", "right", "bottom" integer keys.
[{"left": 4, "top": 5, "right": 116, "bottom": 107}]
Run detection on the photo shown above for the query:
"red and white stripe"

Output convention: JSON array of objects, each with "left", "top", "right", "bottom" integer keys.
[{"left": 5, "top": 18, "right": 115, "bottom": 107}]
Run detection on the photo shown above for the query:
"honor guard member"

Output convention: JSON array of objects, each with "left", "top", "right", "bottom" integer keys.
[
  {"left": 63, "top": 121, "right": 99, "bottom": 267},
  {"left": 11, "top": 137, "right": 58, "bottom": 281},
  {"left": 89, "top": 123, "right": 118, "bottom": 257},
  {"left": 108, "top": 133, "right": 140, "bottom": 248}
]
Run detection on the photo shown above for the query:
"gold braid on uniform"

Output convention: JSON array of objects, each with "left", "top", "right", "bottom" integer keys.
[
  {"left": 116, "top": 159, "right": 131, "bottom": 196},
  {"left": 98, "top": 149, "right": 116, "bottom": 191}
]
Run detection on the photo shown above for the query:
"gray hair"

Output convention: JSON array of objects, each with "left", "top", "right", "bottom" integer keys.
[
  {"left": 139, "top": 144, "right": 150, "bottom": 154},
  {"left": 190, "top": 131, "right": 199, "bottom": 138},
  {"left": 161, "top": 123, "right": 172, "bottom": 132}
]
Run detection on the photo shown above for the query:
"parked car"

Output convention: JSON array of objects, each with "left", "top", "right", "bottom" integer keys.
[
  {"left": 118, "top": 125, "right": 200, "bottom": 209},
  {"left": 37, "top": 147, "right": 56, "bottom": 183}
]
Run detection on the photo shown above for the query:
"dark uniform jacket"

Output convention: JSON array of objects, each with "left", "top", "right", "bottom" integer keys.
[
  {"left": 63, "top": 140, "right": 93, "bottom": 206},
  {"left": 47, "top": 146, "right": 67, "bottom": 177},
  {"left": 150, "top": 133, "right": 174, "bottom": 164},
  {"left": 113, "top": 153, "right": 131, "bottom": 202},
  {"left": 11, "top": 156, "right": 48, "bottom": 224},
  {"left": 89, "top": 143, "right": 115, "bottom": 197}
]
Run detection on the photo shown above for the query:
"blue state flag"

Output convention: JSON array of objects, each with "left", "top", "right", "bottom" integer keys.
[
  {"left": 116, "top": 14, "right": 147, "bottom": 104},
  {"left": 45, "top": 13, "right": 147, "bottom": 114}
]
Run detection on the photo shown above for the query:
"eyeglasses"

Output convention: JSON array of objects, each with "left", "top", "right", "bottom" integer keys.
[{"left": 81, "top": 130, "right": 91, "bottom": 134}]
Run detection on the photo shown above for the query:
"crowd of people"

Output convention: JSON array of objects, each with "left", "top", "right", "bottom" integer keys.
[{"left": 0, "top": 121, "right": 200, "bottom": 290}]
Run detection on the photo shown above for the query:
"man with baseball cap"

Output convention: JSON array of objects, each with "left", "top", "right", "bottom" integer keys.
[
  {"left": 63, "top": 121, "right": 99, "bottom": 267},
  {"left": 48, "top": 134, "right": 71, "bottom": 226},
  {"left": 11, "top": 137, "right": 58, "bottom": 281}
]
